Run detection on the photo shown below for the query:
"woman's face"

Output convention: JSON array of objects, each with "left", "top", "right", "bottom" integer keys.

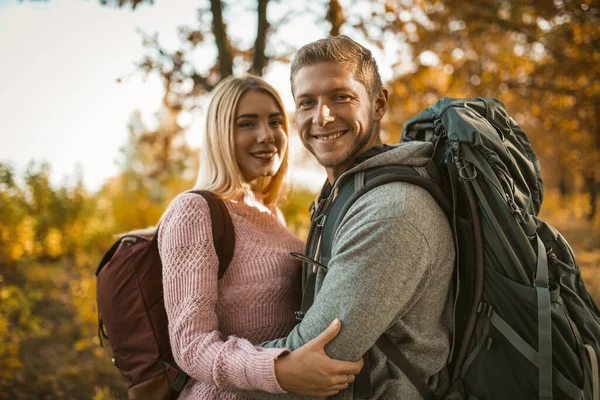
[{"left": 233, "top": 90, "right": 287, "bottom": 183}]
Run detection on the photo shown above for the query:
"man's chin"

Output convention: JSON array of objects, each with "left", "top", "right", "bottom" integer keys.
[{"left": 314, "top": 153, "right": 350, "bottom": 170}]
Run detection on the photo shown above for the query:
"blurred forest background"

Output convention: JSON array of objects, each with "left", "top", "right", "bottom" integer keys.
[{"left": 1, "top": 0, "right": 599, "bottom": 398}]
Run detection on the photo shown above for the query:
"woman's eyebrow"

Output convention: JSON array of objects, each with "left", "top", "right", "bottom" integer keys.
[
  {"left": 235, "top": 113, "right": 258, "bottom": 120},
  {"left": 236, "top": 112, "right": 282, "bottom": 120}
]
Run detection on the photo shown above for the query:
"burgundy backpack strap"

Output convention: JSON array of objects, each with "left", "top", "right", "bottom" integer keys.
[{"left": 187, "top": 190, "right": 235, "bottom": 279}]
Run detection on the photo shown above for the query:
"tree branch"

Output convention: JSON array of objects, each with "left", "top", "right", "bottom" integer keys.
[{"left": 327, "top": 0, "right": 346, "bottom": 36}]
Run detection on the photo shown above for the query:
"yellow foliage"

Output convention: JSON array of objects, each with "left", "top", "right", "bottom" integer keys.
[
  {"left": 0, "top": 284, "right": 39, "bottom": 381},
  {"left": 92, "top": 386, "right": 119, "bottom": 400},
  {"left": 0, "top": 333, "right": 23, "bottom": 381},
  {"left": 10, "top": 243, "right": 24, "bottom": 262},
  {"left": 540, "top": 190, "right": 595, "bottom": 226},
  {"left": 9, "top": 216, "right": 36, "bottom": 261},
  {"left": 45, "top": 228, "right": 64, "bottom": 258}
]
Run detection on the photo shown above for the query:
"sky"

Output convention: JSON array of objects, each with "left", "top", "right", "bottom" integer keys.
[{"left": 0, "top": 0, "right": 397, "bottom": 192}]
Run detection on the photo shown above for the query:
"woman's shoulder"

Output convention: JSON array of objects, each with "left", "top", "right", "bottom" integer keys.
[{"left": 161, "top": 191, "right": 214, "bottom": 226}]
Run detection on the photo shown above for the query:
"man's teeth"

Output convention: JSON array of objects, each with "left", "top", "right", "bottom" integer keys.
[
  {"left": 316, "top": 131, "right": 344, "bottom": 141},
  {"left": 252, "top": 152, "right": 275, "bottom": 159}
]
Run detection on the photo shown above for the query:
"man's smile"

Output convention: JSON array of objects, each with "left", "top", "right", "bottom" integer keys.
[{"left": 312, "top": 130, "right": 348, "bottom": 141}]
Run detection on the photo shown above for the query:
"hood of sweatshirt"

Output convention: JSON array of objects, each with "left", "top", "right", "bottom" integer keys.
[{"left": 331, "top": 141, "right": 434, "bottom": 191}]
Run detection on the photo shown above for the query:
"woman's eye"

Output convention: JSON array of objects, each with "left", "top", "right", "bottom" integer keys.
[
  {"left": 270, "top": 119, "right": 283, "bottom": 127},
  {"left": 239, "top": 121, "right": 254, "bottom": 128}
]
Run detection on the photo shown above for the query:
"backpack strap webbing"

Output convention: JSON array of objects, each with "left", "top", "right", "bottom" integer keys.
[{"left": 377, "top": 335, "right": 438, "bottom": 400}]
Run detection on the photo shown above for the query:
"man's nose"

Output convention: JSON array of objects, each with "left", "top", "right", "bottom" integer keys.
[{"left": 312, "top": 104, "right": 335, "bottom": 127}]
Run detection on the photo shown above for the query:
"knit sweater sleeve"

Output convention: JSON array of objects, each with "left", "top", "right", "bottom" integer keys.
[{"left": 158, "top": 193, "right": 288, "bottom": 393}]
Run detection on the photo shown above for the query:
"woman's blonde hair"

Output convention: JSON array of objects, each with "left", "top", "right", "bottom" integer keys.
[{"left": 194, "top": 75, "right": 290, "bottom": 207}]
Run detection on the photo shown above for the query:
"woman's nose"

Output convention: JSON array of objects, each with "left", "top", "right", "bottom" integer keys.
[{"left": 257, "top": 123, "right": 275, "bottom": 144}]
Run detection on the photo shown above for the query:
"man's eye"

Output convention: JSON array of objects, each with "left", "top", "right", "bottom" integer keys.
[
  {"left": 334, "top": 94, "right": 350, "bottom": 101},
  {"left": 298, "top": 100, "right": 315, "bottom": 108}
]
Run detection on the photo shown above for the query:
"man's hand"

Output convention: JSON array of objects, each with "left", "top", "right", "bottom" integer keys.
[{"left": 274, "top": 319, "right": 364, "bottom": 397}]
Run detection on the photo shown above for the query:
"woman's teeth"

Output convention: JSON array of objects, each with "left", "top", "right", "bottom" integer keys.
[{"left": 252, "top": 152, "right": 275, "bottom": 159}]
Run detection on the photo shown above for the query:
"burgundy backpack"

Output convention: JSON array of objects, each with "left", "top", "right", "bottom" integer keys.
[{"left": 96, "top": 191, "right": 235, "bottom": 400}]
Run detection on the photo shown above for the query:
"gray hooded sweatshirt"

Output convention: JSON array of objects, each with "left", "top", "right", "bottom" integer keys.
[{"left": 238, "top": 141, "right": 455, "bottom": 399}]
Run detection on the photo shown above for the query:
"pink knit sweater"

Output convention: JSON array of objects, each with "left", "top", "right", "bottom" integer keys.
[{"left": 158, "top": 191, "right": 304, "bottom": 399}]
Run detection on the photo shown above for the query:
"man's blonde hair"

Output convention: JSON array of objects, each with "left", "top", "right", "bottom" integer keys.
[
  {"left": 194, "top": 75, "right": 290, "bottom": 207},
  {"left": 290, "top": 35, "right": 383, "bottom": 99}
]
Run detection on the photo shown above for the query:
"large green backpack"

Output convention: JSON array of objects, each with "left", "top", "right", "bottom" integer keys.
[{"left": 313, "top": 98, "right": 600, "bottom": 399}]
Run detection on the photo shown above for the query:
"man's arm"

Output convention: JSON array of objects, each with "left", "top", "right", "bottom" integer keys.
[{"left": 261, "top": 183, "right": 438, "bottom": 362}]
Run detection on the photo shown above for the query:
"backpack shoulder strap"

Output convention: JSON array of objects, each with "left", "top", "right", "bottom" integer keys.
[
  {"left": 320, "top": 164, "right": 451, "bottom": 266},
  {"left": 187, "top": 190, "right": 236, "bottom": 279}
]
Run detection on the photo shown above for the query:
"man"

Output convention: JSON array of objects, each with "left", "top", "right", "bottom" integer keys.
[{"left": 254, "top": 35, "right": 455, "bottom": 399}]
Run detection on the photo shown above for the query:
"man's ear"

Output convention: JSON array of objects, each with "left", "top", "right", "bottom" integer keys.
[{"left": 373, "top": 88, "right": 388, "bottom": 122}]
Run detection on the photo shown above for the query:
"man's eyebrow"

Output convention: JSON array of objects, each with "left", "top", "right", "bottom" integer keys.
[
  {"left": 331, "top": 87, "right": 357, "bottom": 94},
  {"left": 294, "top": 92, "right": 313, "bottom": 99},
  {"left": 295, "top": 87, "right": 356, "bottom": 99}
]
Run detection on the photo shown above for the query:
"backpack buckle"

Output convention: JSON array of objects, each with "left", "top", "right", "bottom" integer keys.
[{"left": 314, "top": 214, "right": 327, "bottom": 227}]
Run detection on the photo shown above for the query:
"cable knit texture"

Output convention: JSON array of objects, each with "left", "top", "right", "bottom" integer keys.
[{"left": 158, "top": 191, "right": 303, "bottom": 399}]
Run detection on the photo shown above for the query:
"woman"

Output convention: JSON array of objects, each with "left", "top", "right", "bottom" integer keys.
[{"left": 158, "top": 75, "right": 361, "bottom": 399}]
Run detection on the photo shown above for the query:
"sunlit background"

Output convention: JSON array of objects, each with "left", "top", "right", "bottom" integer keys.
[{"left": 0, "top": 0, "right": 598, "bottom": 398}]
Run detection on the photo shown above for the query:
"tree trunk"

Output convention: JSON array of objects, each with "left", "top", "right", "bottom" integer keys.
[
  {"left": 559, "top": 166, "right": 570, "bottom": 199},
  {"left": 589, "top": 96, "right": 599, "bottom": 221},
  {"left": 595, "top": 96, "right": 600, "bottom": 149},
  {"left": 585, "top": 171, "right": 598, "bottom": 221},
  {"left": 210, "top": 0, "right": 233, "bottom": 79},
  {"left": 250, "top": 0, "right": 269, "bottom": 76}
]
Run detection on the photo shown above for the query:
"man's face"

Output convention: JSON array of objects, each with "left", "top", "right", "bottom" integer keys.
[{"left": 293, "top": 62, "right": 387, "bottom": 182}]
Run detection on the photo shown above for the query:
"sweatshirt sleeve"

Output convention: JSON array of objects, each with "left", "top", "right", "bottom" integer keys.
[
  {"left": 158, "top": 193, "right": 288, "bottom": 393},
  {"left": 260, "top": 183, "right": 448, "bottom": 362}
]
